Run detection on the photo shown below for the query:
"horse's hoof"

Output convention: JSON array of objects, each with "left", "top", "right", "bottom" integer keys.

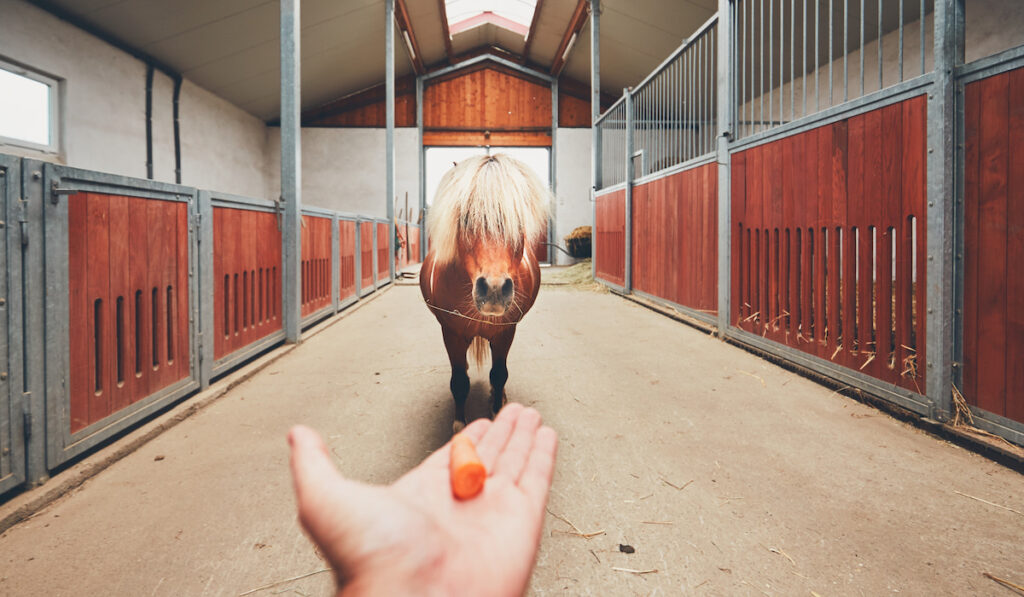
[
  {"left": 490, "top": 392, "right": 508, "bottom": 418},
  {"left": 452, "top": 420, "right": 466, "bottom": 434}
]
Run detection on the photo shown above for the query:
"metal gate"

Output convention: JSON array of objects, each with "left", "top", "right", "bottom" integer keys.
[
  {"left": 41, "top": 164, "right": 201, "bottom": 468},
  {"left": 0, "top": 155, "right": 25, "bottom": 494}
]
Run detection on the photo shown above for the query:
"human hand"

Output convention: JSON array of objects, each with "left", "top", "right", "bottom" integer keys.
[{"left": 288, "top": 403, "right": 558, "bottom": 597}]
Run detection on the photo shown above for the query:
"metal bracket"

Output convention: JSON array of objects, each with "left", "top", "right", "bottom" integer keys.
[
  {"left": 22, "top": 395, "right": 31, "bottom": 440},
  {"left": 18, "top": 199, "right": 28, "bottom": 247},
  {"left": 50, "top": 180, "right": 77, "bottom": 204}
]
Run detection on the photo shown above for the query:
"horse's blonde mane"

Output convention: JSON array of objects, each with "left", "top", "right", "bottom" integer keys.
[{"left": 428, "top": 154, "right": 552, "bottom": 265}]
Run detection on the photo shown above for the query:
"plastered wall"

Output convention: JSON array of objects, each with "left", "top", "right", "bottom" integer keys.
[
  {"left": 0, "top": 0, "right": 269, "bottom": 198},
  {"left": 555, "top": 128, "right": 594, "bottom": 265},
  {"left": 265, "top": 127, "right": 419, "bottom": 219}
]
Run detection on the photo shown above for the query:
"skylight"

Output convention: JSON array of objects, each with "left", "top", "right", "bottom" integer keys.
[{"left": 446, "top": 0, "right": 537, "bottom": 38}]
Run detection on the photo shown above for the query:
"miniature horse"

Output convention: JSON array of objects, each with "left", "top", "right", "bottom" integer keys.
[{"left": 420, "top": 154, "right": 551, "bottom": 432}]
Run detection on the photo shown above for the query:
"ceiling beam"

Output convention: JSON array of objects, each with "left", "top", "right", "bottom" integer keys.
[
  {"left": 394, "top": 0, "right": 425, "bottom": 75},
  {"left": 549, "top": 0, "right": 588, "bottom": 77},
  {"left": 520, "top": 0, "right": 546, "bottom": 64},
  {"left": 437, "top": 0, "right": 454, "bottom": 64}
]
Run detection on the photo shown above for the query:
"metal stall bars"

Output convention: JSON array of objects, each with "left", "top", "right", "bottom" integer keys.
[
  {"left": 628, "top": 16, "right": 719, "bottom": 325},
  {"left": 39, "top": 164, "right": 201, "bottom": 469},
  {"left": 593, "top": 96, "right": 628, "bottom": 289},
  {"left": 0, "top": 155, "right": 26, "bottom": 493},
  {"left": 300, "top": 207, "right": 335, "bottom": 329},
  {"left": 197, "top": 191, "right": 285, "bottom": 388},
  {"left": 733, "top": 0, "right": 935, "bottom": 142},
  {"left": 956, "top": 42, "right": 1024, "bottom": 445}
]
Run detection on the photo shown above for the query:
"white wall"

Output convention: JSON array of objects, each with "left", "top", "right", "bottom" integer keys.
[
  {"left": 265, "top": 127, "right": 419, "bottom": 219},
  {"left": 0, "top": 0, "right": 270, "bottom": 198},
  {"left": 555, "top": 128, "right": 593, "bottom": 265}
]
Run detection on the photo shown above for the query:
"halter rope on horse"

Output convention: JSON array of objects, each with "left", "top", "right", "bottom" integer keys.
[{"left": 423, "top": 299, "right": 520, "bottom": 326}]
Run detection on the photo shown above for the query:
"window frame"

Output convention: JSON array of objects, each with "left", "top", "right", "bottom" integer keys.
[{"left": 0, "top": 57, "right": 61, "bottom": 155}]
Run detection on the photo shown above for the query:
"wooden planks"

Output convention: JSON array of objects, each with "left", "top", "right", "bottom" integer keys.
[
  {"left": 301, "top": 216, "right": 332, "bottom": 317},
  {"left": 594, "top": 189, "right": 626, "bottom": 286},
  {"left": 69, "top": 194, "right": 190, "bottom": 433},
  {"left": 424, "top": 66, "right": 552, "bottom": 132},
  {"left": 339, "top": 220, "right": 357, "bottom": 301},
  {"left": 213, "top": 207, "right": 282, "bottom": 361},
  {"left": 360, "top": 221, "right": 375, "bottom": 289},
  {"left": 963, "top": 66, "right": 1024, "bottom": 424},
  {"left": 631, "top": 164, "right": 718, "bottom": 313},
  {"left": 376, "top": 222, "right": 390, "bottom": 283},
  {"left": 731, "top": 96, "right": 927, "bottom": 394}
]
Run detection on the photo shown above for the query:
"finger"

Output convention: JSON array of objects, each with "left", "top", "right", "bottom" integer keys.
[
  {"left": 493, "top": 407, "right": 542, "bottom": 481},
  {"left": 475, "top": 402, "right": 524, "bottom": 472},
  {"left": 418, "top": 417, "right": 493, "bottom": 471},
  {"left": 288, "top": 425, "right": 349, "bottom": 538},
  {"left": 517, "top": 425, "right": 558, "bottom": 507}
]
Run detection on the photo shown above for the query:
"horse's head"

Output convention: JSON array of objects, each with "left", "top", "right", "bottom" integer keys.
[
  {"left": 427, "top": 153, "right": 552, "bottom": 317},
  {"left": 459, "top": 234, "right": 522, "bottom": 316}
]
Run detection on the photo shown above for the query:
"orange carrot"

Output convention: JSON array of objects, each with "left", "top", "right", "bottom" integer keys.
[{"left": 450, "top": 433, "right": 486, "bottom": 500}]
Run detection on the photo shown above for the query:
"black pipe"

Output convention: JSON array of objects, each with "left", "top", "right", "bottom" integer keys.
[
  {"left": 173, "top": 75, "right": 182, "bottom": 184},
  {"left": 145, "top": 64, "right": 154, "bottom": 180}
]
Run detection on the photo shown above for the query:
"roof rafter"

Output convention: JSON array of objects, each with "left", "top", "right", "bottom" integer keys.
[
  {"left": 394, "top": 0, "right": 425, "bottom": 75},
  {"left": 520, "top": 0, "right": 545, "bottom": 64},
  {"left": 437, "top": 0, "right": 454, "bottom": 64},
  {"left": 549, "top": 0, "right": 588, "bottom": 77}
]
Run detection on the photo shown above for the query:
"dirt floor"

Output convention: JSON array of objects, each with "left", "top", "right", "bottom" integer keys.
[{"left": 1, "top": 271, "right": 1022, "bottom": 596}]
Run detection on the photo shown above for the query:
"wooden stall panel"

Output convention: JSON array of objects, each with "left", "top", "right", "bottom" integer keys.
[
  {"left": 339, "top": 220, "right": 357, "bottom": 301},
  {"left": 212, "top": 207, "right": 282, "bottom": 362},
  {"left": 731, "top": 95, "right": 927, "bottom": 394},
  {"left": 963, "top": 67, "right": 1024, "bottom": 424},
  {"left": 631, "top": 164, "right": 717, "bottom": 313},
  {"left": 360, "top": 221, "right": 375, "bottom": 289},
  {"left": 69, "top": 193, "right": 190, "bottom": 433},
  {"left": 301, "top": 215, "right": 333, "bottom": 317},
  {"left": 595, "top": 190, "right": 626, "bottom": 286},
  {"left": 377, "top": 222, "right": 390, "bottom": 283},
  {"left": 407, "top": 227, "right": 420, "bottom": 268}
]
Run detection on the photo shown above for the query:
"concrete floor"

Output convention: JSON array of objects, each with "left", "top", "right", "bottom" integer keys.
[{"left": 0, "top": 280, "right": 1022, "bottom": 596}]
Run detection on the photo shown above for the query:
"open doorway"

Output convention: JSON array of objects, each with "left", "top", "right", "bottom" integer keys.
[{"left": 424, "top": 146, "right": 551, "bottom": 262}]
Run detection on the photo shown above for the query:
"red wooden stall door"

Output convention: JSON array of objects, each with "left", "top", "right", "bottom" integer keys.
[
  {"left": 339, "top": 220, "right": 357, "bottom": 301},
  {"left": 377, "top": 222, "right": 389, "bottom": 281},
  {"left": 360, "top": 222, "right": 375, "bottom": 289},
  {"left": 212, "top": 208, "right": 283, "bottom": 362},
  {"left": 69, "top": 194, "right": 190, "bottom": 434},
  {"left": 595, "top": 190, "right": 626, "bottom": 286},
  {"left": 963, "top": 67, "right": 1024, "bottom": 425},
  {"left": 631, "top": 164, "right": 717, "bottom": 313},
  {"left": 731, "top": 96, "right": 927, "bottom": 394},
  {"left": 301, "top": 216, "right": 332, "bottom": 317}
]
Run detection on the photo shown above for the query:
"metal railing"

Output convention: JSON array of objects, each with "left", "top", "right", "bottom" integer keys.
[
  {"left": 632, "top": 17, "right": 719, "bottom": 178},
  {"left": 594, "top": 98, "right": 628, "bottom": 190},
  {"left": 733, "top": 0, "right": 934, "bottom": 139}
]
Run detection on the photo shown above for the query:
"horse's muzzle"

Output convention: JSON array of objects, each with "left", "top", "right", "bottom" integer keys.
[{"left": 474, "top": 275, "right": 514, "bottom": 315}]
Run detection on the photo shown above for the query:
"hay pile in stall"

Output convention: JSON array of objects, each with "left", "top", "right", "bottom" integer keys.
[
  {"left": 541, "top": 259, "right": 605, "bottom": 292},
  {"left": 565, "top": 226, "right": 591, "bottom": 258}
]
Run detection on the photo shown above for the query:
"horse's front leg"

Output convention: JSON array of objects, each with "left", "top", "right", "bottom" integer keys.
[
  {"left": 488, "top": 327, "right": 517, "bottom": 417},
  {"left": 441, "top": 325, "right": 472, "bottom": 433}
]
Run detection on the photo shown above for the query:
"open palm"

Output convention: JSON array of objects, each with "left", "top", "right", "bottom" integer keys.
[{"left": 288, "top": 403, "right": 558, "bottom": 597}]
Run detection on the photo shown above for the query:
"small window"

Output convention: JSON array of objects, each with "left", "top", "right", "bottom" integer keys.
[{"left": 0, "top": 59, "right": 59, "bottom": 153}]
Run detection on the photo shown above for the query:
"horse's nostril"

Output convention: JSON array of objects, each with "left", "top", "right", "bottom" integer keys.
[
  {"left": 475, "top": 277, "right": 489, "bottom": 298},
  {"left": 501, "top": 278, "right": 514, "bottom": 299}
]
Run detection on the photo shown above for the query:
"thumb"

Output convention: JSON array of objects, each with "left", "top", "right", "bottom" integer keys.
[{"left": 288, "top": 425, "right": 354, "bottom": 562}]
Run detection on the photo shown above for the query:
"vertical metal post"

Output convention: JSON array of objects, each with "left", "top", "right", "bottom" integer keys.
[
  {"left": 280, "top": 0, "right": 301, "bottom": 344},
  {"left": 717, "top": 2, "right": 732, "bottom": 334},
  {"left": 385, "top": 0, "right": 396, "bottom": 280},
  {"left": 925, "top": 0, "right": 963, "bottom": 419},
  {"left": 624, "top": 88, "right": 633, "bottom": 293},
  {"left": 417, "top": 75, "right": 426, "bottom": 262},
  {"left": 591, "top": 0, "right": 601, "bottom": 279},
  {"left": 551, "top": 78, "right": 559, "bottom": 265},
  {"left": 197, "top": 191, "right": 214, "bottom": 388}
]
